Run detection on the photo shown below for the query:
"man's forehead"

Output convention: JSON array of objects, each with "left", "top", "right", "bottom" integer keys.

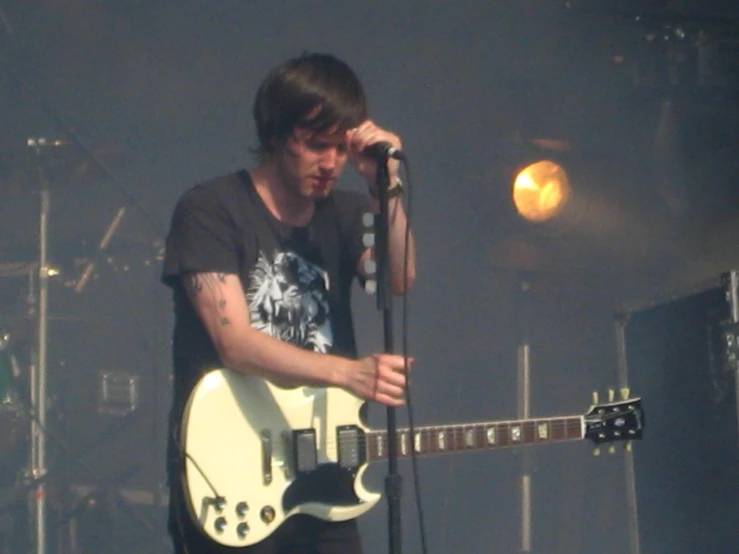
[{"left": 294, "top": 125, "right": 348, "bottom": 143}]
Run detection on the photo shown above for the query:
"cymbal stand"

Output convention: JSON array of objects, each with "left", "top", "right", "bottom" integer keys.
[
  {"left": 27, "top": 136, "right": 54, "bottom": 554},
  {"left": 516, "top": 271, "right": 533, "bottom": 554}
]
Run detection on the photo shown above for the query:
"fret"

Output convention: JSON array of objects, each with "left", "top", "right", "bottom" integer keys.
[
  {"left": 552, "top": 419, "right": 568, "bottom": 441},
  {"left": 414, "top": 432, "right": 422, "bottom": 453}
]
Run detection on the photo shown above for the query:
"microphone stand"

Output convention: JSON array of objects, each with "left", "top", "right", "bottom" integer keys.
[
  {"left": 27, "top": 138, "right": 53, "bottom": 554},
  {"left": 373, "top": 160, "right": 403, "bottom": 554}
]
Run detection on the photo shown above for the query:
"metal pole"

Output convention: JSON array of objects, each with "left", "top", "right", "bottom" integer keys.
[
  {"left": 29, "top": 138, "right": 50, "bottom": 554},
  {"left": 517, "top": 276, "right": 532, "bottom": 553},
  {"left": 614, "top": 314, "right": 640, "bottom": 554},
  {"left": 726, "top": 272, "right": 739, "bottom": 441}
]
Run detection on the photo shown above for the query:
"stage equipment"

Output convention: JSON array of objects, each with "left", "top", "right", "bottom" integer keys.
[
  {"left": 614, "top": 271, "right": 739, "bottom": 554},
  {"left": 0, "top": 15, "right": 168, "bottom": 549},
  {"left": 0, "top": 322, "right": 24, "bottom": 486},
  {"left": 0, "top": 137, "right": 167, "bottom": 554},
  {"left": 515, "top": 273, "right": 533, "bottom": 553},
  {"left": 512, "top": 160, "right": 571, "bottom": 223}
]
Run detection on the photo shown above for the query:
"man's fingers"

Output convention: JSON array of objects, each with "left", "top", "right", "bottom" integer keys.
[
  {"left": 378, "top": 395, "right": 406, "bottom": 407},
  {"left": 376, "top": 379, "right": 405, "bottom": 398},
  {"left": 378, "top": 355, "right": 414, "bottom": 374},
  {"left": 379, "top": 366, "right": 407, "bottom": 387},
  {"left": 352, "top": 353, "right": 414, "bottom": 406}
]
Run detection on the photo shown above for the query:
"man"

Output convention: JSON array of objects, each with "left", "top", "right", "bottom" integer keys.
[{"left": 161, "top": 52, "right": 416, "bottom": 554}]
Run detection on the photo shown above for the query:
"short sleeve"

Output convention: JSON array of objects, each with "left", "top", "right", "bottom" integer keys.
[{"left": 161, "top": 184, "right": 241, "bottom": 287}]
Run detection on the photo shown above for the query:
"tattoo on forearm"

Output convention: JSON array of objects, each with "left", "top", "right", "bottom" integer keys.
[{"left": 184, "top": 273, "right": 231, "bottom": 326}]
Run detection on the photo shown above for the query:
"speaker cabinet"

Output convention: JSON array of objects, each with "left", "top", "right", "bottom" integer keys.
[{"left": 617, "top": 273, "right": 739, "bottom": 553}]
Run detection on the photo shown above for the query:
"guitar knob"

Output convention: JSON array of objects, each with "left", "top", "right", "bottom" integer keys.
[
  {"left": 236, "top": 501, "right": 249, "bottom": 518},
  {"left": 237, "top": 522, "right": 249, "bottom": 539},
  {"left": 215, "top": 497, "right": 227, "bottom": 512},
  {"left": 261, "top": 506, "right": 276, "bottom": 524},
  {"left": 214, "top": 517, "right": 227, "bottom": 534}
]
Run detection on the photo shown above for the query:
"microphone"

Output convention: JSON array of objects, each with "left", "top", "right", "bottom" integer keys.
[{"left": 363, "top": 141, "right": 405, "bottom": 161}]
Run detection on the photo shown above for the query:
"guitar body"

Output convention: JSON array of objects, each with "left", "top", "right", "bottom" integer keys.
[
  {"left": 181, "top": 369, "right": 381, "bottom": 547},
  {"left": 181, "top": 369, "right": 645, "bottom": 548}
]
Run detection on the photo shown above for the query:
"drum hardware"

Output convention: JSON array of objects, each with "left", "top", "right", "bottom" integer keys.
[
  {"left": 0, "top": 137, "right": 124, "bottom": 199},
  {"left": 0, "top": 262, "right": 37, "bottom": 279},
  {"left": 1, "top": 40, "right": 165, "bottom": 554},
  {"left": 0, "top": 389, "right": 155, "bottom": 548},
  {"left": 0, "top": 302, "right": 159, "bottom": 554},
  {"left": 73, "top": 206, "right": 126, "bottom": 294},
  {"left": 0, "top": 168, "right": 160, "bottom": 554},
  {"left": 0, "top": 326, "right": 24, "bottom": 488},
  {"left": 7, "top": 135, "right": 81, "bottom": 554},
  {"left": 57, "top": 463, "right": 142, "bottom": 527}
]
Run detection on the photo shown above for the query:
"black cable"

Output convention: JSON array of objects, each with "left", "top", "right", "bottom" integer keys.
[
  {"left": 170, "top": 424, "right": 222, "bottom": 501},
  {"left": 396, "top": 159, "right": 430, "bottom": 554}
]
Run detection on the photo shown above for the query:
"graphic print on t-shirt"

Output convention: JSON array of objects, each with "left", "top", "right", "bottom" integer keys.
[{"left": 246, "top": 250, "right": 333, "bottom": 353}]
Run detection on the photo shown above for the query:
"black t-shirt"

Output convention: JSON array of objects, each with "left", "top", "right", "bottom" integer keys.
[{"left": 161, "top": 170, "right": 372, "bottom": 417}]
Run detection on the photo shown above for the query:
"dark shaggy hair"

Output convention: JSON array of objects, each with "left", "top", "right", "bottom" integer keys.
[{"left": 252, "top": 53, "right": 367, "bottom": 158}]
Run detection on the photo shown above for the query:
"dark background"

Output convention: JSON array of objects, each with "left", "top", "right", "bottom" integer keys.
[{"left": 1, "top": 1, "right": 739, "bottom": 553}]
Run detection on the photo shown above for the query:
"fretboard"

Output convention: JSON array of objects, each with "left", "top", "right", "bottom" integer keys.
[{"left": 366, "top": 416, "right": 584, "bottom": 461}]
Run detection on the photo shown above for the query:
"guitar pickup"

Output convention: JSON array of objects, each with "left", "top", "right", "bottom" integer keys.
[
  {"left": 337, "top": 426, "right": 361, "bottom": 469},
  {"left": 291, "top": 429, "right": 317, "bottom": 474}
]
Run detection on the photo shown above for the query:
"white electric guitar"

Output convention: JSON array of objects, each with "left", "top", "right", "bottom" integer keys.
[{"left": 181, "top": 369, "right": 644, "bottom": 548}]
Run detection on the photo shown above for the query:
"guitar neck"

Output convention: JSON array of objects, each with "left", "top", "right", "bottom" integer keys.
[{"left": 365, "top": 416, "right": 584, "bottom": 461}]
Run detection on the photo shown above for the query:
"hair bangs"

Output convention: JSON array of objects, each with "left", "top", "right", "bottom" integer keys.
[{"left": 253, "top": 53, "right": 368, "bottom": 156}]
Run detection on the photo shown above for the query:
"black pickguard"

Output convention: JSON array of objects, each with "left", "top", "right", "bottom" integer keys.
[{"left": 282, "top": 464, "right": 361, "bottom": 512}]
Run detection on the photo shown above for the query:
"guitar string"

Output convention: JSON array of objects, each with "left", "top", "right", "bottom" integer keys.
[{"left": 298, "top": 419, "right": 584, "bottom": 453}]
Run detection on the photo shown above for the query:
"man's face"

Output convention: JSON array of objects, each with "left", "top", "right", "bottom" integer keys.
[{"left": 274, "top": 125, "right": 350, "bottom": 200}]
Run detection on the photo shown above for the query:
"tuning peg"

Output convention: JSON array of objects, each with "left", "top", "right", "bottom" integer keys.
[
  {"left": 608, "top": 445, "right": 616, "bottom": 455},
  {"left": 592, "top": 391, "right": 599, "bottom": 404},
  {"left": 620, "top": 387, "right": 631, "bottom": 400},
  {"left": 624, "top": 441, "right": 632, "bottom": 453},
  {"left": 608, "top": 388, "right": 615, "bottom": 402},
  {"left": 593, "top": 447, "right": 601, "bottom": 456}
]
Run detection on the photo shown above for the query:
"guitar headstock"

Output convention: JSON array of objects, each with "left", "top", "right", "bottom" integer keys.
[{"left": 584, "top": 394, "right": 644, "bottom": 445}]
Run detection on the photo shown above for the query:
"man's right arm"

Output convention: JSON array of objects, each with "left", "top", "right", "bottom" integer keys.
[{"left": 183, "top": 272, "right": 410, "bottom": 406}]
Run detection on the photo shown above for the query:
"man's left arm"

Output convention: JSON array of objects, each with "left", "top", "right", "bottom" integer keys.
[
  {"left": 348, "top": 121, "right": 417, "bottom": 295},
  {"left": 358, "top": 194, "right": 416, "bottom": 294}
]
